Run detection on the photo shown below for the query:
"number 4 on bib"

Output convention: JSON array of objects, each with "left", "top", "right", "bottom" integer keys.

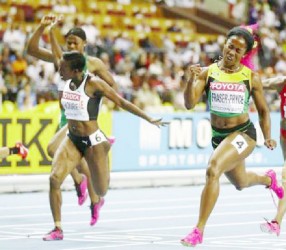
[{"left": 231, "top": 134, "right": 248, "bottom": 154}]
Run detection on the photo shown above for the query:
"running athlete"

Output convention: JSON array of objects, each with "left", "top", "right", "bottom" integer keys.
[
  {"left": 0, "top": 142, "right": 28, "bottom": 159},
  {"left": 42, "top": 51, "right": 168, "bottom": 240},
  {"left": 236, "top": 24, "right": 286, "bottom": 236},
  {"left": 26, "top": 15, "right": 117, "bottom": 223},
  {"left": 259, "top": 75, "right": 286, "bottom": 236},
  {"left": 181, "top": 26, "right": 284, "bottom": 247}
]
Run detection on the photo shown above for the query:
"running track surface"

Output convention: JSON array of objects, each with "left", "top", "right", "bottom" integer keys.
[{"left": 0, "top": 185, "right": 285, "bottom": 250}]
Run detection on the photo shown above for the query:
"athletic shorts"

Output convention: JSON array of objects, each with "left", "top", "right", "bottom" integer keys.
[
  {"left": 68, "top": 129, "right": 108, "bottom": 155},
  {"left": 211, "top": 120, "right": 256, "bottom": 149}
]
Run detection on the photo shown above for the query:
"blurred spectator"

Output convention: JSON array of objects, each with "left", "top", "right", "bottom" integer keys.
[
  {"left": 17, "top": 82, "right": 37, "bottom": 111},
  {"left": 52, "top": 0, "right": 76, "bottom": 14},
  {"left": 231, "top": 0, "right": 246, "bottom": 23},
  {"left": 134, "top": 81, "right": 162, "bottom": 112},
  {"left": 113, "top": 33, "right": 133, "bottom": 55},
  {"left": 115, "top": 55, "right": 135, "bottom": 75},
  {"left": 0, "top": 69, "right": 7, "bottom": 108},
  {"left": 2, "top": 24, "right": 26, "bottom": 52},
  {"left": 274, "top": 53, "right": 286, "bottom": 74},
  {"left": 11, "top": 51, "right": 27, "bottom": 75},
  {"left": 247, "top": 0, "right": 259, "bottom": 24},
  {"left": 4, "top": 72, "right": 18, "bottom": 103}
]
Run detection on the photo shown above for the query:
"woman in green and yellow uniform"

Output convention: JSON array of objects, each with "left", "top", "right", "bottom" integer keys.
[{"left": 181, "top": 26, "right": 284, "bottom": 247}]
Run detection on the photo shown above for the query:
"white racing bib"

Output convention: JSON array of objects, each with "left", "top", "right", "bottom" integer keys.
[
  {"left": 210, "top": 82, "right": 246, "bottom": 113},
  {"left": 231, "top": 134, "right": 248, "bottom": 154}
]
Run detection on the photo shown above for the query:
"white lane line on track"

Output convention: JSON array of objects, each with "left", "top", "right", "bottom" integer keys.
[{"left": 0, "top": 206, "right": 277, "bottom": 221}]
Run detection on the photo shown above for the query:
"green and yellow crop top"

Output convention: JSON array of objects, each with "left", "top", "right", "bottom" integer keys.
[{"left": 205, "top": 63, "right": 252, "bottom": 118}]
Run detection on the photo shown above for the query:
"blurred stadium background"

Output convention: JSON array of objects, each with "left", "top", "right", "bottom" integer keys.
[{"left": 0, "top": 0, "right": 285, "bottom": 192}]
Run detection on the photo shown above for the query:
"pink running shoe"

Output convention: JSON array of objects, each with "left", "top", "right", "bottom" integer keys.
[
  {"left": 265, "top": 170, "right": 284, "bottom": 199},
  {"left": 260, "top": 218, "right": 280, "bottom": 236},
  {"left": 15, "top": 142, "right": 28, "bottom": 160},
  {"left": 75, "top": 174, "right": 88, "bottom": 206},
  {"left": 43, "top": 227, "right": 63, "bottom": 241},
  {"left": 181, "top": 227, "right": 203, "bottom": 247},
  {"left": 107, "top": 136, "right": 116, "bottom": 145},
  {"left": 90, "top": 198, "right": 105, "bottom": 226}
]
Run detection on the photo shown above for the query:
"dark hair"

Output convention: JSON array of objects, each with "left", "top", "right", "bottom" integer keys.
[
  {"left": 226, "top": 27, "right": 254, "bottom": 53},
  {"left": 63, "top": 51, "right": 86, "bottom": 71},
  {"left": 65, "top": 27, "right": 86, "bottom": 41}
]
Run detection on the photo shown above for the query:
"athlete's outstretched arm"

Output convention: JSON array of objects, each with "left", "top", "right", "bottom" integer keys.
[
  {"left": 262, "top": 76, "right": 286, "bottom": 90},
  {"left": 92, "top": 77, "right": 167, "bottom": 127},
  {"left": 26, "top": 15, "right": 55, "bottom": 62}
]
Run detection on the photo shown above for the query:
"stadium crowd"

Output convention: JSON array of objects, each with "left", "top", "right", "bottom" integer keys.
[{"left": 0, "top": 0, "right": 285, "bottom": 113}]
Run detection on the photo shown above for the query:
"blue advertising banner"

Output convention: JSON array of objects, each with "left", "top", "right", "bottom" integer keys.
[{"left": 111, "top": 112, "right": 283, "bottom": 171}]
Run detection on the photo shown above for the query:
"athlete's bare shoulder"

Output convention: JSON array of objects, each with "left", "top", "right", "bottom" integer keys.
[{"left": 86, "top": 56, "right": 106, "bottom": 74}]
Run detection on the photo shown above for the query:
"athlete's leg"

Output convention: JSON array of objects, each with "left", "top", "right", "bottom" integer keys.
[
  {"left": 47, "top": 124, "right": 95, "bottom": 205},
  {"left": 44, "top": 137, "right": 81, "bottom": 240},
  {"left": 84, "top": 141, "right": 111, "bottom": 196},
  {"left": 77, "top": 158, "right": 100, "bottom": 204},
  {"left": 181, "top": 132, "right": 257, "bottom": 247},
  {"left": 84, "top": 141, "right": 111, "bottom": 225},
  {"left": 196, "top": 132, "right": 256, "bottom": 231},
  {"left": 260, "top": 133, "right": 286, "bottom": 236},
  {"left": 47, "top": 125, "right": 68, "bottom": 158},
  {"left": 273, "top": 135, "right": 286, "bottom": 224},
  {"left": 224, "top": 162, "right": 271, "bottom": 190}
]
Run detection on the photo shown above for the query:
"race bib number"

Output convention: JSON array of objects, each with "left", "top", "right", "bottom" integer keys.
[{"left": 231, "top": 134, "right": 248, "bottom": 154}]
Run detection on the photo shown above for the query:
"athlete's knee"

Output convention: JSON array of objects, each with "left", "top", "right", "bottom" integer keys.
[
  {"left": 49, "top": 172, "right": 64, "bottom": 189},
  {"left": 94, "top": 179, "right": 109, "bottom": 197},
  {"left": 47, "top": 142, "right": 55, "bottom": 158},
  {"left": 95, "top": 185, "right": 108, "bottom": 197},
  {"left": 206, "top": 159, "right": 221, "bottom": 181}
]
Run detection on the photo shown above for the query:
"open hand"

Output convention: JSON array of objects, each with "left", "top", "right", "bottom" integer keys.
[
  {"left": 149, "top": 118, "right": 169, "bottom": 128},
  {"left": 264, "top": 139, "right": 277, "bottom": 150}
]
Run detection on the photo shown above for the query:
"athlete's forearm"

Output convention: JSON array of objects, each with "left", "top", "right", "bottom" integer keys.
[
  {"left": 119, "top": 99, "right": 151, "bottom": 123},
  {"left": 259, "top": 110, "right": 271, "bottom": 140},
  {"left": 184, "top": 75, "right": 197, "bottom": 110},
  {"left": 262, "top": 76, "right": 286, "bottom": 89},
  {"left": 49, "top": 26, "right": 62, "bottom": 68},
  {"left": 26, "top": 25, "right": 54, "bottom": 62}
]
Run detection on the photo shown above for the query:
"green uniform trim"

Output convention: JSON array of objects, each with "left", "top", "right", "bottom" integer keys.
[
  {"left": 59, "top": 109, "right": 68, "bottom": 128},
  {"left": 212, "top": 120, "right": 251, "bottom": 137}
]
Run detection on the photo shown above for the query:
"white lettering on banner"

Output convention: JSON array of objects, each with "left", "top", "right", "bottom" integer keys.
[
  {"left": 210, "top": 82, "right": 245, "bottom": 113},
  {"left": 169, "top": 119, "right": 192, "bottom": 148},
  {"left": 197, "top": 119, "right": 212, "bottom": 148},
  {"left": 139, "top": 120, "right": 161, "bottom": 150},
  {"left": 138, "top": 152, "right": 266, "bottom": 168},
  {"left": 139, "top": 154, "right": 210, "bottom": 167}
]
